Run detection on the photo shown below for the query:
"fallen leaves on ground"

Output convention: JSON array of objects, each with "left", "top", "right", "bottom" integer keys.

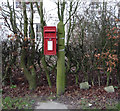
[{"left": 2, "top": 84, "right": 120, "bottom": 109}]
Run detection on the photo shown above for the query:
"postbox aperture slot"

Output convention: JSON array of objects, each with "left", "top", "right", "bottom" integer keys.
[{"left": 45, "top": 31, "right": 55, "bottom": 33}]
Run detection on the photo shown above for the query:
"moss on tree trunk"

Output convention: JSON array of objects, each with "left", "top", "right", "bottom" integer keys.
[
  {"left": 41, "top": 56, "right": 52, "bottom": 88},
  {"left": 20, "top": 2, "right": 36, "bottom": 90},
  {"left": 57, "top": 21, "right": 65, "bottom": 95},
  {"left": 36, "top": 2, "right": 52, "bottom": 87},
  {"left": 21, "top": 49, "right": 36, "bottom": 90}
]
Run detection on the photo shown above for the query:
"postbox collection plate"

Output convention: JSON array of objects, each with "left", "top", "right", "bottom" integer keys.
[{"left": 48, "top": 41, "right": 53, "bottom": 50}]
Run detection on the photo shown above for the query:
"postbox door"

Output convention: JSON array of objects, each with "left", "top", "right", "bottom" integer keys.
[{"left": 44, "top": 38, "right": 56, "bottom": 55}]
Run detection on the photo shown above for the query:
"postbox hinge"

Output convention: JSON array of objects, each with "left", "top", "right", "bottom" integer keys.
[{"left": 56, "top": 28, "right": 58, "bottom": 38}]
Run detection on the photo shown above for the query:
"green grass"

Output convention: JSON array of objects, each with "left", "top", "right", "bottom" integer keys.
[
  {"left": 2, "top": 96, "right": 35, "bottom": 109},
  {"left": 116, "top": 102, "right": 120, "bottom": 111}
]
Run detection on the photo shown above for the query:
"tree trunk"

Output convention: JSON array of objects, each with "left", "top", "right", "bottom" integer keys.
[
  {"left": 41, "top": 56, "right": 52, "bottom": 87},
  {"left": 57, "top": 21, "right": 65, "bottom": 95},
  {"left": 21, "top": 49, "right": 36, "bottom": 90},
  {"left": 20, "top": 2, "right": 36, "bottom": 90},
  {"left": 36, "top": 2, "right": 52, "bottom": 87}
]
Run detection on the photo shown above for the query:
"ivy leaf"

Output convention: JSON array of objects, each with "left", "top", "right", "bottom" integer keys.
[
  {"left": 4, "top": 96, "right": 11, "bottom": 103},
  {"left": 10, "top": 85, "right": 17, "bottom": 89},
  {"left": 114, "top": 86, "right": 118, "bottom": 89}
]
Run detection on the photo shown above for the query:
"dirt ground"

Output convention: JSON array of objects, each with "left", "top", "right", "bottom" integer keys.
[
  {"left": 33, "top": 85, "right": 120, "bottom": 109},
  {"left": 2, "top": 71, "right": 120, "bottom": 109},
  {"left": 3, "top": 84, "right": 120, "bottom": 109}
]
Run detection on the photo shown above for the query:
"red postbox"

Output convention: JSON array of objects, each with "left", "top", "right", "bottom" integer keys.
[{"left": 44, "top": 26, "right": 56, "bottom": 55}]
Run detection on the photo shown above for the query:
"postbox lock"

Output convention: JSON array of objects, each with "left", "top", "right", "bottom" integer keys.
[{"left": 44, "top": 26, "right": 56, "bottom": 55}]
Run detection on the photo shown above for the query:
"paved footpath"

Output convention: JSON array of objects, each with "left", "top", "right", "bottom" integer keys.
[{"left": 35, "top": 101, "right": 68, "bottom": 109}]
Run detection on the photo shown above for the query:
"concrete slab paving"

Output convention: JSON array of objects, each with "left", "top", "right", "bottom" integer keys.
[{"left": 35, "top": 101, "right": 68, "bottom": 109}]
